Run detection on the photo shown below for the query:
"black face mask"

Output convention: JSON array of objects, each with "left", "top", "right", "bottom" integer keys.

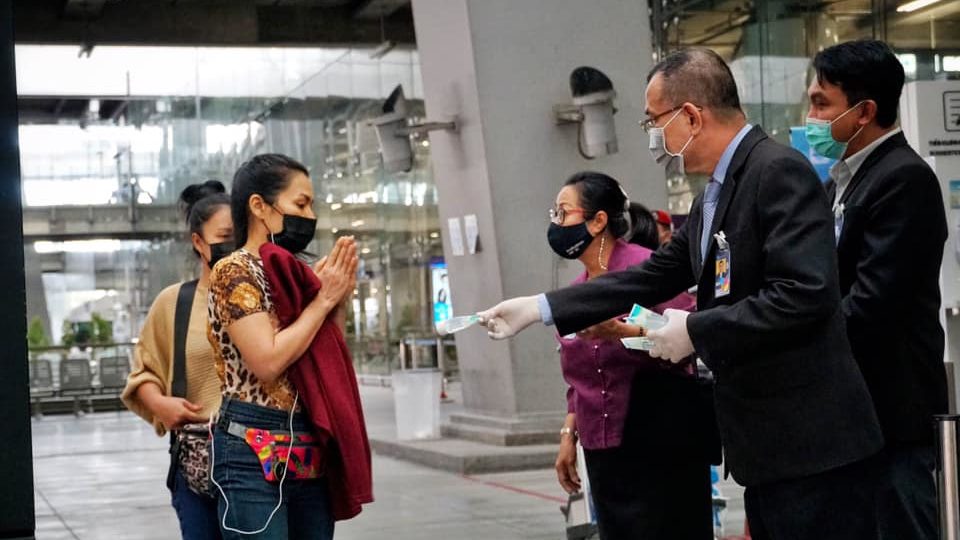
[
  {"left": 208, "top": 241, "right": 235, "bottom": 269},
  {"left": 271, "top": 213, "right": 317, "bottom": 255},
  {"left": 547, "top": 222, "right": 595, "bottom": 259}
]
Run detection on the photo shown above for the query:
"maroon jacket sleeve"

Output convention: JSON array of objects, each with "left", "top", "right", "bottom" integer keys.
[{"left": 258, "top": 243, "right": 374, "bottom": 521}]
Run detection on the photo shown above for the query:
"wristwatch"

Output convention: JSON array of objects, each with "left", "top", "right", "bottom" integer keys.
[{"left": 560, "top": 426, "right": 577, "bottom": 438}]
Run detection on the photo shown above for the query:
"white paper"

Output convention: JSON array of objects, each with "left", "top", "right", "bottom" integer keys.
[
  {"left": 463, "top": 214, "right": 479, "bottom": 254},
  {"left": 621, "top": 337, "right": 656, "bottom": 350},
  {"left": 447, "top": 217, "right": 465, "bottom": 256}
]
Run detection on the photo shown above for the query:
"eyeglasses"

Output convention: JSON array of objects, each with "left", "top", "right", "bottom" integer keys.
[
  {"left": 549, "top": 206, "right": 587, "bottom": 225},
  {"left": 639, "top": 106, "right": 682, "bottom": 133},
  {"left": 639, "top": 104, "right": 703, "bottom": 133}
]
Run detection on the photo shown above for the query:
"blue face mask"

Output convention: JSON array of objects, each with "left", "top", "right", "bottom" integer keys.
[{"left": 805, "top": 101, "right": 866, "bottom": 160}]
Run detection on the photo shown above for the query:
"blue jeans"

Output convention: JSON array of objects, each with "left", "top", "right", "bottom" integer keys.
[
  {"left": 170, "top": 468, "right": 222, "bottom": 540},
  {"left": 211, "top": 399, "right": 334, "bottom": 540}
]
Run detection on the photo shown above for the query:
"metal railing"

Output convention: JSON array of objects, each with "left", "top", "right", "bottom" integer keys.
[{"left": 937, "top": 414, "right": 960, "bottom": 540}]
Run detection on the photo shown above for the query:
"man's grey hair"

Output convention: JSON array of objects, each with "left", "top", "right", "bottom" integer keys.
[{"left": 648, "top": 48, "right": 743, "bottom": 118}]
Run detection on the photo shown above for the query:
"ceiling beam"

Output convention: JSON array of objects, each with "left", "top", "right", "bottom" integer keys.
[
  {"left": 13, "top": 0, "right": 416, "bottom": 46},
  {"left": 61, "top": 0, "right": 108, "bottom": 19},
  {"left": 353, "top": 0, "right": 410, "bottom": 20}
]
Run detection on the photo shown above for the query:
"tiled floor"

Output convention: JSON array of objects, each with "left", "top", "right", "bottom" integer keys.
[{"left": 29, "top": 385, "right": 745, "bottom": 539}]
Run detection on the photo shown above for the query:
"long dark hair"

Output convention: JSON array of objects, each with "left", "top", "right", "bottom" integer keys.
[
  {"left": 178, "top": 180, "right": 229, "bottom": 257},
  {"left": 563, "top": 171, "right": 631, "bottom": 238},
  {"left": 231, "top": 153, "right": 309, "bottom": 246},
  {"left": 627, "top": 202, "right": 660, "bottom": 251}
]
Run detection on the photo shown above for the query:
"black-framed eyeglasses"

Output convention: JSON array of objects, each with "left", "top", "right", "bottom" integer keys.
[{"left": 639, "top": 104, "right": 703, "bottom": 133}]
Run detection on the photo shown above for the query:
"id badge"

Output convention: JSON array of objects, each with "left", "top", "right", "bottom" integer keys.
[
  {"left": 714, "top": 231, "right": 731, "bottom": 298},
  {"left": 834, "top": 203, "right": 845, "bottom": 246}
]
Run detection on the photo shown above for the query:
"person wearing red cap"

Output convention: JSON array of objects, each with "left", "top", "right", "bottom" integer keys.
[{"left": 652, "top": 209, "right": 673, "bottom": 246}]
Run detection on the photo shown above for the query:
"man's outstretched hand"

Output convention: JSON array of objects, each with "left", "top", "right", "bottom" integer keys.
[{"left": 477, "top": 296, "right": 542, "bottom": 339}]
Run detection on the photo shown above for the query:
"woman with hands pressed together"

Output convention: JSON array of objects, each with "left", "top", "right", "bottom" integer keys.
[{"left": 207, "top": 154, "right": 357, "bottom": 540}]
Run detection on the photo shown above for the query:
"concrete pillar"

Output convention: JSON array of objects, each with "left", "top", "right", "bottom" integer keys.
[{"left": 411, "top": 0, "right": 661, "bottom": 442}]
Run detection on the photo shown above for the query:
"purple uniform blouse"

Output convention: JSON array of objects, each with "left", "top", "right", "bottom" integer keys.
[{"left": 559, "top": 239, "right": 696, "bottom": 450}]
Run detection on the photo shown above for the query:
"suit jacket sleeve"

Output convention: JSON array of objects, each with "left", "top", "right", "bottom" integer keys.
[
  {"left": 842, "top": 163, "right": 946, "bottom": 328},
  {"left": 686, "top": 156, "right": 840, "bottom": 361},
  {"left": 545, "top": 215, "right": 698, "bottom": 337}
]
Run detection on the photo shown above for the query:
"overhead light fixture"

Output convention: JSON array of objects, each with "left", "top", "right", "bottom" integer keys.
[
  {"left": 369, "top": 40, "right": 397, "bottom": 60},
  {"left": 897, "top": 0, "right": 943, "bottom": 12},
  {"left": 78, "top": 43, "right": 94, "bottom": 58},
  {"left": 369, "top": 12, "right": 397, "bottom": 60}
]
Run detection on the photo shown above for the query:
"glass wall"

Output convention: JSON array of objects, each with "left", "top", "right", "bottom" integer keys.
[
  {"left": 649, "top": 0, "right": 960, "bottom": 213},
  {"left": 18, "top": 45, "right": 448, "bottom": 376}
]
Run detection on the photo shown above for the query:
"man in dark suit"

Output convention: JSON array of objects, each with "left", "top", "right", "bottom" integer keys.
[
  {"left": 808, "top": 40, "right": 948, "bottom": 540},
  {"left": 479, "top": 48, "right": 885, "bottom": 539}
]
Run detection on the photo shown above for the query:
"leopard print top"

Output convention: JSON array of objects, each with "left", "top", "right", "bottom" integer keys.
[{"left": 208, "top": 249, "right": 297, "bottom": 411}]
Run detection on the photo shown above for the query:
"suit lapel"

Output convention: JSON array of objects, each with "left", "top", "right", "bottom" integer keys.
[
  {"left": 838, "top": 132, "right": 908, "bottom": 207},
  {"left": 825, "top": 179, "right": 837, "bottom": 204},
  {"left": 698, "top": 126, "right": 766, "bottom": 282}
]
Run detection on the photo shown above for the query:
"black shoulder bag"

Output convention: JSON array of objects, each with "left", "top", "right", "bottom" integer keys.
[{"left": 163, "top": 280, "right": 213, "bottom": 497}]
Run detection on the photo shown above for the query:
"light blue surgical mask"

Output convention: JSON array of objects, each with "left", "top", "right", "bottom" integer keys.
[{"left": 805, "top": 101, "right": 866, "bottom": 160}]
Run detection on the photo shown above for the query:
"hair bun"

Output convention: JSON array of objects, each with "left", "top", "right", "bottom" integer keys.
[
  {"left": 180, "top": 179, "right": 225, "bottom": 206},
  {"left": 179, "top": 179, "right": 226, "bottom": 222}
]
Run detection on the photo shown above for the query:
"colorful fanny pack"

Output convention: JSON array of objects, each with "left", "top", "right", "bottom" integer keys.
[{"left": 224, "top": 420, "right": 324, "bottom": 482}]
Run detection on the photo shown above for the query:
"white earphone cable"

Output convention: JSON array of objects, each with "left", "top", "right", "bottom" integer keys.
[{"left": 208, "top": 392, "right": 299, "bottom": 535}]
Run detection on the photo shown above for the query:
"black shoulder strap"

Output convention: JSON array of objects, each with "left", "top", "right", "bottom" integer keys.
[{"left": 171, "top": 279, "right": 199, "bottom": 399}]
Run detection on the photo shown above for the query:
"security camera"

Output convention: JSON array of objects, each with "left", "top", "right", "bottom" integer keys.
[
  {"left": 370, "top": 85, "right": 458, "bottom": 174},
  {"left": 371, "top": 85, "right": 413, "bottom": 173},
  {"left": 554, "top": 66, "right": 618, "bottom": 159},
  {"left": 572, "top": 67, "right": 618, "bottom": 157}
]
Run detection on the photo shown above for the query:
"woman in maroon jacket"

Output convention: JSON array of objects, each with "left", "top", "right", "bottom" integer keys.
[
  {"left": 207, "top": 153, "right": 357, "bottom": 539},
  {"left": 549, "top": 172, "right": 712, "bottom": 540}
]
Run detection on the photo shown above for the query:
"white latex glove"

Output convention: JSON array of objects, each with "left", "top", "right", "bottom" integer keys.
[
  {"left": 646, "top": 308, "right": 695, "bottom": 363},
  {"left": 477, "top": 295, "right": 542, "bottom": 340}
]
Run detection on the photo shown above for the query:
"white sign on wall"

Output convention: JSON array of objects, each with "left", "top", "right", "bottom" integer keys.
[
  {"left": 463, "top": 214, "right": 479, "bottom": 254},
  {"left": 447, "top": 217, "right": 465, "bottom": 257}
]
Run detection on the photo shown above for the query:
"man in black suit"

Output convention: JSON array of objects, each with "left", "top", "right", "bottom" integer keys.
[
  {"left": 479, "top": 48, "right": 885, "bottom": 539},
  {"left": 808, "top": 40, "right": 948, "bottom": 540}
]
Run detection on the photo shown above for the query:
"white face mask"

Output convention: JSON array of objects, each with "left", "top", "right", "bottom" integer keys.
[{"left": 648, "top": 108, "right": 694, "bottom": 177}]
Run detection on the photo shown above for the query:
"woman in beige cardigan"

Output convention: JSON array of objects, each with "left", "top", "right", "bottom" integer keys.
[{"left": 122, "top": 180, "right": 233, "bottom": 540}]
